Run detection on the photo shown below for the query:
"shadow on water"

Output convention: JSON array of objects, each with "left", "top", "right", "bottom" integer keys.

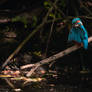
[
  {"left": 22, "top": 84, "right": 92, "bottom": 92},
  {"left": 0, "top": 71, "right": 92, "bottom": 92},
  {"left": 0, "top": 85, "right": 92, "bottom": 92}
]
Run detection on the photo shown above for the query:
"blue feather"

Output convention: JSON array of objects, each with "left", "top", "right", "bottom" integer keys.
[{"left": 68, "top": 18, "right": 88, "bottom": 49}]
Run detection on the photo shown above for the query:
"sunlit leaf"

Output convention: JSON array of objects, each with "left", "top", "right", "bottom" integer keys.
[
  {"left": 31, "top": 16, "right": 38, "bottom": 27},
  {"left": 44, "top": 1, "right": 51, "bottom": 9},
  {"left": 33, "top": 51, "right": 41, "bottom": 56},
  {"left": 49, "top": 13, "right": 55, "bottom": 18},
  {"left": 12, "top": 16, "right": 28, "bottom": 28},
  {"left": 12, "top": 16, "right": 21, "bottom": 22}
]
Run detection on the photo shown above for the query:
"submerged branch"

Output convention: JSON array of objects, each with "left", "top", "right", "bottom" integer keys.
[
  {"left": 4, "top": 78, "right": 15, "bottom": 89},
  {"left": 5, "top": 78, "right": 22, "bottom": 91}
]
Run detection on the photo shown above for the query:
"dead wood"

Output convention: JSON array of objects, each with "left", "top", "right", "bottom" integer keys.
[
  {"left": 2, "top": 0, "right": 58, "bottom": 69},
  {"left": 26, "top": 37, "right": 92, "bottom": 77}
]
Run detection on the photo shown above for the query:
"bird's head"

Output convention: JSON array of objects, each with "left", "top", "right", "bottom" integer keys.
[{"left": 72, "top": 18, "right": 83, "bottom": 28}]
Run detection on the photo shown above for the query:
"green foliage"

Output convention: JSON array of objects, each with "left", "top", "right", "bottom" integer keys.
[
  {"left": 31, "top": 16, "right": 38, "bottom": 28},
  {"left": 5, "top": 26, "right": 10, "bottom": 32},
  {"left": 57, "top": 12, "right": 62, "bottom": 18},
  {"left": 12, "top": 16, "right": 21, "bottom": 22},
  {"left": 44, "top": 1, "right": 51, "bottom": 9},
  {"left": 21, "top": 17, "right": 28, "bottom": 28},
  {"left": 33, "top": 51, "right": 41, "bottom": 57},
  {"left": 49, "top": 13, "right": 55, "bottom": 18},
  {"left": 43, "top": 1, "right": 62, "bottom": 19},
  {"left": 12, "top": 16, "right": 28, "bottom": 28}
]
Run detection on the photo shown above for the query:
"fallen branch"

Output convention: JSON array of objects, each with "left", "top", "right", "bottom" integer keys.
[
  {"left": 2, "top": 0, "right": 58, "bottom": 69},
  {"left": 21, "top": 64, "right": 35, "bottom": 69},
  {"left": 4, "top": 78, "right": 15, "bottom": 89},
  {"left": 4, "top": 78, "right": 21, "bottom": 91},
  {"left": 4, "top": 78, "right": 22, "bottom": 92},
  {"left": 26, "top": 36, "right": 92, "bottom": 77},
  {"left": 0, "top": 19, "right": 10, "bottom": 23}
]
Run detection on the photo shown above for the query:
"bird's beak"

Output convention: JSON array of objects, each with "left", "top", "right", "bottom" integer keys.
[{"left": 73, "top": 23, "right": 80, "bottom": 28}]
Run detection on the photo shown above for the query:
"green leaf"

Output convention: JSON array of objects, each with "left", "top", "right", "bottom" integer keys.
[
  {"left": 12, "top": 16, "right": 28, "bottom": 28},
  {"left": 21, "top": 17, "right": 27, "bottom": 25},
  {"left": 24, "top": 24, "right": 27, "bottom": 28},
  {"left": 12, "top": 16, "right": 21, "bottom": 22},
  {"left": 31, "top": 16, "right": 37, "bottom": 27},
  {"left": 44, "top": 1, "right": 51, "bottom": 9},
  {"left": 57, "top": 13, "right": 61, "bottom": 18},
  {"left": 33, "top": 51, "right": 41, "bottom": 56},
  {"left": 44, "top": 1, "right": 50, "bottom": 6},
  {"left": 49, "top": 13, "right": 55, "bottom": 18}
]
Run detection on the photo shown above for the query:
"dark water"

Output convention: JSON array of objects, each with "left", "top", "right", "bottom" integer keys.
[
  {"left": 22, "top": 84, "right": 92, "bottom": 92},
  {"left": 0, "top": 74, "right": 92, "bottom": 92},
  {"left": 0, "top": 86, "right": 92, "bottom": 92},
  {"left": 1, "top": 82, "right": 92, "bottom": 92}
]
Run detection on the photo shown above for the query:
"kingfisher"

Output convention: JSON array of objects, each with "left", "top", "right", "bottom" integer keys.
[{"left": 68, "top": 18, "right": 88, "bottom": 49}]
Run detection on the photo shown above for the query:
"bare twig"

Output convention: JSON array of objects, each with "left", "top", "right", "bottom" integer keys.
[
  {"left": 54, "top": 5, "right": 65, "bottom": 17},
  {"left": 79, "top": 0, "right": 92, "bottom": 15},
  {"left": 0, "top": 19, "right": 10, "bottom": 23},
  {"left": 4, "top": 78, "right": 15, "bottom": 89},
  {"left": 21, "top": 64, "right": 35, "bottom": 69},
  {"left": 26, "top": 64, "right": 40, "bottom": 77},
  {"left": 45, "top": 13, "right": 56, "bottom": 56},
  {"left": 48, "top": 0, "right": 65, "bottom": 17},
  {"left": 4, "top": 78, "right": 22, "bottom": 92},
  {"left": 26, "top": 37, "right": 92, "bottom": 77},
  {"left": 82, "top": 5, "right": 92, "bottom": 15}
]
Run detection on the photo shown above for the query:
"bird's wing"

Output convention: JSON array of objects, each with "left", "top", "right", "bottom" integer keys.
[
  {"left": 80, "top": 26, "right": 88, "bottom": 40},
  {"left": 68, "top": 28, "right": 82, "bottom": 43},
  {"left": 80, "top": 26, "right": 88, "bottom": 49}
]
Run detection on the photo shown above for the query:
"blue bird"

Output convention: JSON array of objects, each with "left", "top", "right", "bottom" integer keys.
[{"left": 68, "top": 18, "right": 88, "bottom": 49}]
